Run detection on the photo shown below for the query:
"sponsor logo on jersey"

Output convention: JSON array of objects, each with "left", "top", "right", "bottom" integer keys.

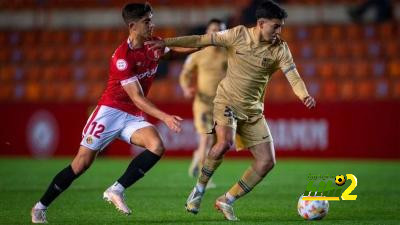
[
  {"left": 136, "top": 66, "right": 158, "bottom": 80},
  {"left": 116, "top": 59, "right": 128, "bottom": 71}
]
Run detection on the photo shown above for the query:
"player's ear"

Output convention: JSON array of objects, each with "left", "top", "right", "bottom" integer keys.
[
  {"left": 257, "top": 19, "right": 264, "bottom": 29},
  {"left": 128, "top": 22, "right": 136, "bottom": 31}
]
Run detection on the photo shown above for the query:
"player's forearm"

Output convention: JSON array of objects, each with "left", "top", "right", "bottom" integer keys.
[
  {"left": 132, "top": 95, "right": 168, "bottom": 121},
  {"left": 165, "top": 34, "right": 213, "bottom": 48},
  {"left": 285, "top": 69, "right": 310, "bottom": 100}
]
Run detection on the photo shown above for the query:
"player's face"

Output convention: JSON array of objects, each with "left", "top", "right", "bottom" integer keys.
[
  {"left": 258, "top": 18, "right": 284, "bottom": 43},
  {"left": 206, "top": 23, "right": 221, "bottom": 34},
  {"left": 131, "top": 12, "right": 154, "bottom": 39}
]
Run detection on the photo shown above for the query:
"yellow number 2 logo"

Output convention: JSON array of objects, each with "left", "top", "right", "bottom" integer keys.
[{"left": 341, "top": 174, "right": 358, "bottom": 200}]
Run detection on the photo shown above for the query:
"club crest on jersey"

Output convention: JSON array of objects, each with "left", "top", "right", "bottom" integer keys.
[
  {"left": 262, "top": 58, "right": 273, "bottom": 67},
  {"left": 86, "top": 136, "right": 93, "bottom": 145},
  {"left": 116, "top": 59, "right": 128, "bottom": 71}
]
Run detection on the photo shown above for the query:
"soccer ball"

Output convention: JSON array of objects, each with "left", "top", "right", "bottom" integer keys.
[
  {"left": 335, "top": 175, "right": 346, "bottom": 186},
  {"left": 297, "top": 195, "right": 329, "bottom": 220}
]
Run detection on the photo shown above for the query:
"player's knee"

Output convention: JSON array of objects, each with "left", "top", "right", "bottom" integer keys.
[
  {"left": 71, "top": 154, "right": 94, "bottom": 175},
  {"left": 71, "top": 160, "right": 91, "bottom": 175},
  {"left": 208, "top": 140, "right": 233, "bottom": 159},
  {"left": 258, "top": 158, "right": 276, "bottom": 174},
  {"left": 145, "top": 139, "right": 165, "bottom": 156}
]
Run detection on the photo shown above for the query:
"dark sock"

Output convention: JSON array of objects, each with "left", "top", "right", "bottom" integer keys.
[
  {"left": 117, "top": 150, "right": 161, "bottom": 188},
  {"left": 39, "top": 165, "right": 79, "bottom": 207}
]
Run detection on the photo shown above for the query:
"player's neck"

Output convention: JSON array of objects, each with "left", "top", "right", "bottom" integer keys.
[{"left": 128, "top": 33, "right": 145, "bottom": 49}]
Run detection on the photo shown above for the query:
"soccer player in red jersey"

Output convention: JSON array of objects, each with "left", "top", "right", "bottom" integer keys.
[{"left": 31, "top": 3, "right": 187, "bottom": 223}]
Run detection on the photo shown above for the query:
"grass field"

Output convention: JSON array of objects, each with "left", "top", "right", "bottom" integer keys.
[{"left": 0, "top": 158, "right": 399, "bottom": 225}]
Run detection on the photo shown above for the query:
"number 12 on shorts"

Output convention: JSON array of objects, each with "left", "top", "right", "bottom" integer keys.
[{"left": 88, "top": 122, "right": 105, "bottom": 138}]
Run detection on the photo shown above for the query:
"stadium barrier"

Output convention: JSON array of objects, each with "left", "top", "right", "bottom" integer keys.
[{"left": 1, "top": 102, "right": 399, "bottom": 158}]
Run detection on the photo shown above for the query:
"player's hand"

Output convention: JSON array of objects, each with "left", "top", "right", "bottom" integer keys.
[
  {"left": 145, "top": 40, "right": 166, "bottom": 51},
  {"left": 303, "top": 96, "right": 316, "bottom": 109},
  {"left": 163, "top": 115, "right": 183, "bottom": 133},
  {"left": 182, "top": 87, "right": 195, "bottom": 99}
]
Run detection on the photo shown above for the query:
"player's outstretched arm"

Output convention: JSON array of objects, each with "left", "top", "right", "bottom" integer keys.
[
  {"left": 161, "top": 47, "right": 200, "bottom": 60},
  {"left": 123, "top": 80, "right": 183, "bottom": 132},
  {"left": 146, "top": 34, "right": 214, "bottom": 50},
  {"left": 285, "top": 69, "right": 316, "bottom": 109}
]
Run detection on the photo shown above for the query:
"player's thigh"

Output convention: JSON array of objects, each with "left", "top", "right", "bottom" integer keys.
[
  {"left": 119, "top": 115, "right": 155, "bottom": 145},
  {"left": 212, "top": 102, "right": 237, "bottom": 143},
  {"left": 236, "top": 115, "right": 273, "bottom": 150},
  {"left": 81, "top": 105, "right": 125, "bottom": 151}
]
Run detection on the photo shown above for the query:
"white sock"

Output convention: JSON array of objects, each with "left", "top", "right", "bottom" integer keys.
[
  {"left": 34, "top": 202, "right": 47, "bottom": 210},
  {"left": 110, "top": 182, "right": 125, "bottom": 193},
  {"left": 225, "top": 192, "right": 236, "bottom": 205},
  {"left": 196, "top": 182, "right": 205, "bottom": 193}
]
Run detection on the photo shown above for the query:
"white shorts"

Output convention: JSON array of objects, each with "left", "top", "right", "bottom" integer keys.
[{"left": 80, "top": 105, "right": 153, "bottom": 151}]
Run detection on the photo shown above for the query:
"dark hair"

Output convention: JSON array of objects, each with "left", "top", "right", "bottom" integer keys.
[
  {"left": 255, "top": 0, "right": 288, "bottom": 20},
  {"left": 207, "top": 18, "right": 226, "bottom": 30},
  {"left": 207, "top": 18, "right": 223, "bottom": 26},
  {"left": 122, "top": 2, "right": 153, "bottom": 25}
]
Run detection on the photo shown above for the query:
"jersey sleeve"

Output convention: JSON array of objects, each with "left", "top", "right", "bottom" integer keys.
[
  {"left": 211, "top": 25, "right": 242, "bottom": 47},
  {"left": 278, "top": 43, "right": 310, "bottom": 100},
  {"left": 277, "top": 42, "right": 296, "bottom": 74},
  {"left": 179, "top": 53, "right": 198, "bottom": 88},
  {"left": 165, "top": 34, "right": 213, "bottom": 48},
  {"left": 164, "top": 26, "right": 241, "bottom": 48},
  {"left": 110, "top": 51, "right": 136, "bottom": 86}
]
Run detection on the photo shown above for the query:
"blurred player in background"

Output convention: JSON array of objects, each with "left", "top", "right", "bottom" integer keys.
[
  {"left": 148, "top": 0, "right": 316, "bottom": 221},
  {"left": 179, "top": 19, "right": 227, "bottom": 189},
  {"left": 30, "top": 3, "right": 193, "bottom": 223}
]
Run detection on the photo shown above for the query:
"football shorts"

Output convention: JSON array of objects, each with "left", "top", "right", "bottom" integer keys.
[
  {"left": 213, "top": 102, "right": 273, "bottom": 150},
  {"left": 80, "top": 105, "right": 153, "bottom": 151}
]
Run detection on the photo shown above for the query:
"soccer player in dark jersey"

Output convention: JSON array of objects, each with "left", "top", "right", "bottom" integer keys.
[{"left": 31, "top": 3, "right": 190, "bottom": 223}]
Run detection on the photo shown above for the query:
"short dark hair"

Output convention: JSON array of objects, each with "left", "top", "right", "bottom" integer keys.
[
  {"left": 255, "top": 0, "right": 288, "bottom": 20},
  {"left": 122, "top": 2, "right": 153, "bottom": 25},
  {"left": 207, "top": 18, "right": 223, "bottom": 26}
]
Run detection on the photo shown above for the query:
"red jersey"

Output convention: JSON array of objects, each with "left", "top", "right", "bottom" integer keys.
[{"left": 98, "top": 38, "right": 164, "bottom": 116}]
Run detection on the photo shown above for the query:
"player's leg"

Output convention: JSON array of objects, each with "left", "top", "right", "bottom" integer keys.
[
  {"left": 194, "top": 133, "right": 217, "bottom": 189},
  {"left": 215, "top": 116, "right": 274, "bottom": 221},
  {"left": 104, "top": 124, "right": 164, "bottom": 215},
  {"left": 202, "top": 133, "right": 217, "bottom": 189},
  {"left": 32, "top": 105, "right": 125, "bottom": 223},
  {"left": 118, "top": 126, "right": 164, "bottom": 187},
  {"left": 215, "top": 141, "right": 275, "bottom": 221},
  {"left": 185, "top": 104, "right": 236, "bottom": 214},
  {"left": 31, "top": 146, "right": 97, "bottom": 223},
  {"left": 223, "top": 141, "right": 275, "bottom": 202},
  {"left": 185, "top": 124, "right": 234, "bottom": 214}
]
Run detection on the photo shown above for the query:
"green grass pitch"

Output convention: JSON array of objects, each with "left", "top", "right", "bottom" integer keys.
[{"left": 0, "top": 158, "right": 399, "bottom": 225}]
